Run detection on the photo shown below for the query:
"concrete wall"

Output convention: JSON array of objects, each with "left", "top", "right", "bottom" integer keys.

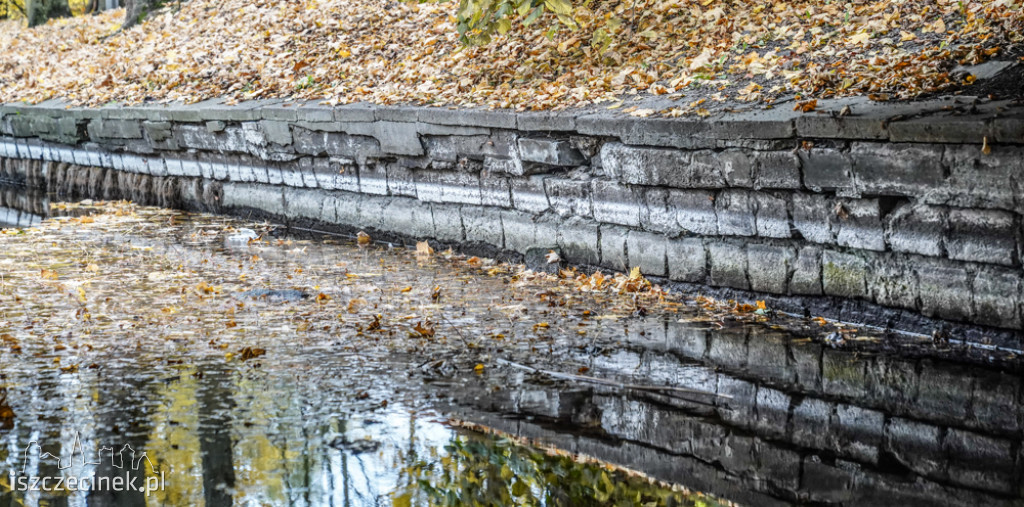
[{"left": 1, "top": 98, "right": 1022, "bottom": 346}]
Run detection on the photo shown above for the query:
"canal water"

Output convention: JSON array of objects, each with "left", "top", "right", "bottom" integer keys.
[{"left": 0, "top": 185, "right": 1020, "bottom": 507}]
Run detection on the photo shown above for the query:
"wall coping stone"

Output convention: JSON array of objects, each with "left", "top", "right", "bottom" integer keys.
[{"left": 2, "top": 95, "right": 1021, "bottom": 146}]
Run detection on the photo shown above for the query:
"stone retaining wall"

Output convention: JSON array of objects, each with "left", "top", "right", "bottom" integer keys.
[{"left": 1, "top": 98, "right": 1022, "bottom": 346}]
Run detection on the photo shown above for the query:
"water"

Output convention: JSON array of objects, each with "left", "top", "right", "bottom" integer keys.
[{"left": 0, "top": 186, "right": 1020, "bottom": 506}]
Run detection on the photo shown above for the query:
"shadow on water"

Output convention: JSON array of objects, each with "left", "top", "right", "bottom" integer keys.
[{"left": 0, "top": 182, "right": 1020, "bottom": 507}]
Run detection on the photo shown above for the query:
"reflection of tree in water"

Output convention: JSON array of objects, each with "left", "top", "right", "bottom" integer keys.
[{"left": 396, "top": 434, "right": 726, "bottom": 507}]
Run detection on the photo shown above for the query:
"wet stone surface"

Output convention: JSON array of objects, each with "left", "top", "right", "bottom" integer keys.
[{"left": 0, "top": 190, "right": 1020, "bottom": 506}]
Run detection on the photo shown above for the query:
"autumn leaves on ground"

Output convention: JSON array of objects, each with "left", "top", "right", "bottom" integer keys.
[{"left": 0, "top": 0, "right": 1021, "bottom": 111}]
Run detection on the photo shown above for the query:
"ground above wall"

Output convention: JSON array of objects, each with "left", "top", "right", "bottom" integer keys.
[{"left": 1, "top": 96, "right": 1023, "bottom": 348}]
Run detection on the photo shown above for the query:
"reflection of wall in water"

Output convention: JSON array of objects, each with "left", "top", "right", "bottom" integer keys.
[
  {"left": 0, "top": 185, "right": 46, "bottom": 227},
  {"left": 438, "top": 318, "right": 1023, "bottom": 506}
]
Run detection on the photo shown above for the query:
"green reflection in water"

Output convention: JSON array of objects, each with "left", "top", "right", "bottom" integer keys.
[{"left": 395, "top": 435, "right": 729, "bottom": 507}]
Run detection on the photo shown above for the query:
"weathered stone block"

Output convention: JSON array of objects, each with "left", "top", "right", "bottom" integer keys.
[
  {"left": 946, "top": 208, "right": 1017, "bottom": 266},
  {"left": 745, "top": 332, "right": 793, "bottom": 383},
  {"left": 833, "top": 198, "right": 884, "bottom": 251},
  {"left": 517, "top": 138, "right": 585, "bottom": 166},
  {"left": 746, "top": 244, "right": 794, "bottom": 294},
  {"left": 664, "top": 189, "right": 717, "bottom": 236},
  {"left": 944, "top": 429, "right": 1017, "bottom": 494},
  {"left": 850, "top": 143, "right": 945, "bottom": 196},
  {"left": 591, "top": 180, "right": 641, "bottom": 227},
  {"left": 916, "top": 261, "right": 973, "bottom": 321},
  {"left": 292, "top": 127, "right": 328, "bottom": 156},
  {"left": 282, "top": 186, "right": 324, "bottom": 220},
  {"left": 835, "top": 404, "right": 883, "bottom": 464},
  {"left": 510, "top": 176, "right": 549, "bottom": 214},
  {"left": 463, "top": 206, "right": 504, "bottom": 248},
  {"left": 557, "top": 217, "right": 600, "bottom": 266},
  {"left": 792, "top": 397, "right": 835, "bottom": 450},
  {"left": 753, "top": 387, "right": 790, "bottom": 439},
  {"left": 641, "top": 188, "right": 678, "bottom": 233},
  {"left": 664, "top": 322, "right": 708, "bottom": 359},
  {"left": 886, "top": 204, "right": 945, "bottom": 257},
  {"left": 415, "top": 170, "right": 481, "bottom": 205},
  {"left": 516, "top": 112, "right": 576, "bottom": 132},
  {"left": 753, "top": 192, "right": 790, "bottom": 238},
  {"left": 88, "top": 118, "right": 142, "bottom": 140},
  {"left": 800, "top": 147, "right": 856, "bottom": 194},
  {"left": 708, "top": 242, "right": 749, "bottom": 289},
  {"left": 418, "top": 108, "right": 517, "bottom": 129},
  {"left": 380, "top": 198, "right": 434, "bottom": 239},
  {"left": 483, "top": 155, "right": 524, "bottom": 176},
  {"left": 626, "top": 230, "right": 667, "bottom": 276},
  {"left": 479, "top": 172, "right": 512, "bottom": 208},
  {"left": 884, "top": 418, "right": 946, "bottom": 479},
  {"left": 429, "top": 203, "right": 464, "bottom": 242},
  {"left": 715, "top": 190, "right": 756, "bottom": 237},
  {"left": 864, "top": 357, "right": 918, "bottom": 409},
  {"left": 970, "top": 372, "right": 1021, "bottom": 434},
  {"left": 545, "top": 177, "right": 591, "bottom": 218},
  {"left": 715, "top": 376, "right": 756, "bottom": 427},
  {"left": 383, "top": 163, "right": 416, "bottom": 197},
  {"left": 972, "top": 269, "right": 1021, "bottom": 329},
  {"left": 868, "top": 256, "right": 917, "bottom": 310},
  {"left": 753, "top": 151, "right": 801, "bottom": 189},
  {"left": 333, "top": 103, "right": 376, "bottom": 123},
  {"left": 791, "top": 193, "right": 834, "bottom": 244},
  {"left": 175, "top": 124, "right": 247, "bottom": 152},
  {"left": 942, "top": 144, "right": 1024, "bottom": 212},
  {"left": 501, "top": 210, "right": 540, "bottom": 253},
  {"left": 667, "top": 238, "right": 706, "bottom": 283},
  {"left": 822, "top": 250, "right": 868, "bottom": 298},
  {"left": 822, "top": 349, "right": 866, "bottom": 399},
  {"left": 916, "top": 360, "right": 972, "bottom": 422},
  {"left": 601, "top": 143, "right": 726, "bottom": 188},
  {"left": 324, "top": 133, "right": 381, "bottom": 164},
  {"left": 599, "top": 225, "right": 629, "bottom": 272},
  {"left": 205, "top": 120, "right": 226, "bottom": 133},
  {"left": 221, "top": 182, "right": 284, "bottom": 215},
  {"left": 373, "top": 121, "right": 423, "bottom": 156},
  {"left": 707, "top": 149, "right": 753, "bottom": 187},
  {"left": 315, "top": 159, "right": 356, "bottom": 192}
]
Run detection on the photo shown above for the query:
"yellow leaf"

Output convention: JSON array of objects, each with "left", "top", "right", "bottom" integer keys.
[{"left": 847, "top": 31, "right": 871, "bottom": 45}]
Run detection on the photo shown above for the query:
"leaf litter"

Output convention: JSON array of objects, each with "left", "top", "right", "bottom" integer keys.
[{"left": 0, "top": 0, "right": 1020, "bottom": 109}]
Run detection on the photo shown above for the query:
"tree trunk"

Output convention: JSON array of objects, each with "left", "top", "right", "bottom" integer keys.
[
  {"left": 27, "top": 0, "right": 71, "bottom": 27},
  {"left": 121, "top": 0, "right": 153, "bottom": 29}
]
